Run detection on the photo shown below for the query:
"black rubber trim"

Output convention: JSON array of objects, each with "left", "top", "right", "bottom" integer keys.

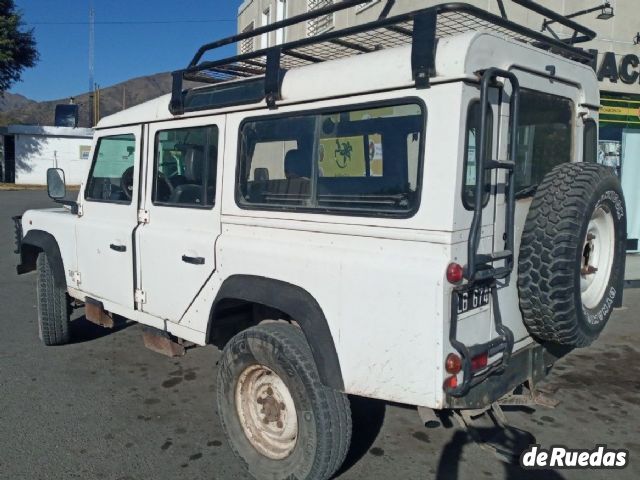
[
  {"left": 210, "top": 275, "right": 344, "bottom": 391},
  {"left": 18, "top": 230, "right": 66, "bottom": 289}
]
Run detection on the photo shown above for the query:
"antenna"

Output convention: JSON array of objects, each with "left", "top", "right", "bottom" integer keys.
[{"left": 89, "top": 3, "right": 95, "bottom": 93}]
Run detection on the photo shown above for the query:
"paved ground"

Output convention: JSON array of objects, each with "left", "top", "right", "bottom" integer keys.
[
  {"left": 626, "top": 254, "right": 640, "bottom": 282},
  {"left": 1, "top": 190, "right": 639, "bottom": 480}
]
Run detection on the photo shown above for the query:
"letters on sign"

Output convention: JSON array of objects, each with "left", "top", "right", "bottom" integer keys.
[{"left": 590, "top": 49, "right": 640, "bottom": 85}]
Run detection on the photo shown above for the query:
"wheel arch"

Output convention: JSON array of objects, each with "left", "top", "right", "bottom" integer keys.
[
  {"left": 19, "top": 230, "right": 66, "bottom": 289},
  {"left": 208, "top": 275, "right": 344, "bottom": 391}
]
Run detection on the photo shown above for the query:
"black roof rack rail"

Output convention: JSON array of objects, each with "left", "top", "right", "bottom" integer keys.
[{"left": 169, "top": 1, "right": 596, "bottom": 115}]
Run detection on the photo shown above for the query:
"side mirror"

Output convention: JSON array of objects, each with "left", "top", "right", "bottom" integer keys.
[{"left": 47, "top": 168, "right": 67, "bottom": 200}]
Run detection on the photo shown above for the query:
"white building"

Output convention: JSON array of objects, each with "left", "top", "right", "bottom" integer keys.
[{"left": 1, "top": 125, "right": 93, "bottom": 186}]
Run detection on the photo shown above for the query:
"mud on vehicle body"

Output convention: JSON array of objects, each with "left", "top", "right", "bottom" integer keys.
[{"left": 14, "top": 1, "right": 626, "bottom": 479}]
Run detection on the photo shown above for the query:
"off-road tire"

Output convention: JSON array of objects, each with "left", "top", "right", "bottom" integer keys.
[
  {"left": 217, "top": 322, "right": 352, "bottom": 480},
  {"left": 36, "top": 253, "right": 71, "bottom": 346},
  {"left": 518, "top": 163, "right": 626, "bottom": 347}
]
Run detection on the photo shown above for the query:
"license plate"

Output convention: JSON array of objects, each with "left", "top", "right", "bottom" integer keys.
[{"left": 457, "top": 285, "right": 491, "bottom": 314}]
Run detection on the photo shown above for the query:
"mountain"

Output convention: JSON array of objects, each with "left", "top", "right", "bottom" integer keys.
[
  {"left": 0, "top": 92, "right": 37, "bottom": 112},
  {"left": 0, "top": 72, "right": 175, "bottom": 127}
]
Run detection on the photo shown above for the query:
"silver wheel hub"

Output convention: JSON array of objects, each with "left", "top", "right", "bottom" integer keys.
[
  {"left": 235, "top": 364, "right": 298, "bottom": 460},
  {"left": 580, "top": 206, "right": 615, "bottom": 310}
]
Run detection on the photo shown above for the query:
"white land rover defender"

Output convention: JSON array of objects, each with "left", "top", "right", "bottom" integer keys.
[{"left": 13, "top": 1, "right": 627, "bottom": 479}]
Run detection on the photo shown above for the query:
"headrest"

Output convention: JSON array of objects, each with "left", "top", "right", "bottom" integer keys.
[
  {"left": 254, "top": 168, "right": 269, "bottom": 182},
  {"left": 284, "top": 149, "right": 311, "bottom": 179},
  {"left": 184, "top": 147, "right": 204, "bottom": 182}
]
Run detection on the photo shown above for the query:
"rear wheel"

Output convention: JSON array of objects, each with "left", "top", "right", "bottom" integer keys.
[
  {"left": 36, "top": 253, "right": 71, "bottom": 346},
  {"left": 217, "top": 322, "right": 351, "bottom": 480},
  {"left": 518, "top": 163, "right": 626, "bottom": 347}
]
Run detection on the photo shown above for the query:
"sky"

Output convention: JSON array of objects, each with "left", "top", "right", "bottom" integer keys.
[{"left": 10, "top": 0, "right": 242, "bottom": 101}]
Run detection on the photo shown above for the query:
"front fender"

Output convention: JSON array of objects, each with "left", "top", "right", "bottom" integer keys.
[{"left": 18, "top": 230, "right": 66, "bottom": 289}]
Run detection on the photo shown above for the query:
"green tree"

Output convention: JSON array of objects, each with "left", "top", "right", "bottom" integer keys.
[{"left": 0, "top": 0, "right": 38, "bottom": 93}]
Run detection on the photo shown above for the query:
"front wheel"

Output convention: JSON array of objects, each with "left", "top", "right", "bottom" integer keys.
[
  {"left": 36, "top": 253, "right": 71, "bottom": 346},
  {"left": 217, "top": 323, "right": 351, "bottom": 480}
]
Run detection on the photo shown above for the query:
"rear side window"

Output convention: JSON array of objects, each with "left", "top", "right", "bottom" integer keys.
[
  {"left": 515, "top": 91, "right": 573, "bottom": 195},
  {"left": 462, "top": 101, "right": 493, "bottom": 210},
  {"left": 237, "top": 101, "right": 425, "bottom": 216},
  {"left": 85, "top": 134, "right": 136, "bottom": 203},
  {"left": 583, "top": 119, "right": 598, "bottom": 163}
]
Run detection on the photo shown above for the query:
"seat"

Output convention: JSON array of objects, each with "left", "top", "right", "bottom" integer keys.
[{"left": 170, "top": 147, "right": 205, "bottom": 204}]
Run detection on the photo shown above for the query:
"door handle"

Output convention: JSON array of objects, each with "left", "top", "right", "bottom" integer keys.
[
  {"left": 182, "top": 255, "right": 205, "bottom": 265},
  {"left": 110, "top": 244, "right": 127, "bottom": 253}
]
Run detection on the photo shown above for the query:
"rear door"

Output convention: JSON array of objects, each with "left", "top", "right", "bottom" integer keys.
[
  {"left": 135, "top": 117, "right": 224, "bottom": 322},
  {"left": 494, "top": 75, "right": 579, "bottom": 341}
]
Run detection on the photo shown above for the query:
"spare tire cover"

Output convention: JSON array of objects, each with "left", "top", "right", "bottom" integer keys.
[{"left": 517, "top": 163, "right": 626, "bottom": 347}]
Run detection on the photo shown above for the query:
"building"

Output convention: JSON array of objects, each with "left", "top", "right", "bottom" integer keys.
[
  {"left": 237, "top": 0, "right": 640, "bottom": 252},
  {"left": 0, "top": 125, "right": 93, "bottom": 185}
]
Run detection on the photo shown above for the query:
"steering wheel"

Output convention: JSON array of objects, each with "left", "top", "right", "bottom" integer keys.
[
  {"left": 156, "top": 172, "right": 174, "bottom": 201},
  {"left": 120, "top": 168, "right": 175, "bottom": 201},
  {"left": 120, "top": 166, "right": 135, "bottom": 201}
]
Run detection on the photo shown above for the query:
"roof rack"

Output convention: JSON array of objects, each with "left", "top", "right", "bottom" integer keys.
[{"left": 169, "top": 0, "right": 596, "bottom": 115}]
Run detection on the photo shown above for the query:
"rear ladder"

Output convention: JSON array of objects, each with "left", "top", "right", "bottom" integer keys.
[{"left": 447, "top": 68, "right": 520, "bottom": 397}]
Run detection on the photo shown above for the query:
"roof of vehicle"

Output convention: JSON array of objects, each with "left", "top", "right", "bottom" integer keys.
[{"left": 97, "top": 30, "right": 599, "bottom": 130}]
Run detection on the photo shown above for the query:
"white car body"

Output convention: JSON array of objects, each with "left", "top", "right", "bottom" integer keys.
[{"left": 19, "top": 31, "right": 600, "bottom": 409}]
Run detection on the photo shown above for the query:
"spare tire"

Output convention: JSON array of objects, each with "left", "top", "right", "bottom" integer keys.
[{"left": 518, "top": 163, "right": 626, "bottom": 347}]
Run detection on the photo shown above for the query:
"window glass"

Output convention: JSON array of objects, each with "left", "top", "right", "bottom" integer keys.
[
  {"left": 463, "top": 101, "right": 493, "bottom": 210},
  {"left": 515, "top": 91, "right": 573, "bottom": 195},
  {"left": 238, "top": 102, "right": 424, "bottom": 215},
  {"left": 584, "top": 119, "right": 598, "bottom": 163},
  {"left": 153, "top": 125, "right": 218, "bottom": 207},
  {"left": 85, "top": 134, "right": 136, "bottom": 203}
]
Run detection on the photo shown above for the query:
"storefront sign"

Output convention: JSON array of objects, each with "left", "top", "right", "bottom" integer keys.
[
  {"left": 591, "top": 50, "right": 640, "bottom": 85},
  {"left": 600, "top": 97, "right": 640, "bottom": 125}
]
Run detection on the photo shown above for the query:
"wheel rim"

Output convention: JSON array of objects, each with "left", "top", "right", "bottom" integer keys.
[
  {"left": 580, "top": 205, "right": 615, "bottom": 310},
  {"left": 235, "top": 364, "right": 298, "bottom": 460}
]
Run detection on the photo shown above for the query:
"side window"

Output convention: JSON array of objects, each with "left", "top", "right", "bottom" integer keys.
[
  {"left": 515, "top": 91, "right": 573, "bottom": 195},
  {"left": 153, "top": 125, "right": 218, "bottom": 208},
  {"left": 462, "top": 101, "right": 493, "bottom": 210},
  {"left": 584, "top": 119, "right": 598, "bottom": 163},
  {"left": 85, "top": 134, "right": 136, "bottom": 204},
  {"left": 237, "top": 102, "right": 424, "bottom": 216}
]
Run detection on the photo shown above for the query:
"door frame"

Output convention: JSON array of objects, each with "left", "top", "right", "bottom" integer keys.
[
  {"left": 75, "top": 125, "right": 143, "bottom": 310},
  {"left": 134, "top": 115, "right": 226, "bottom": 320}
]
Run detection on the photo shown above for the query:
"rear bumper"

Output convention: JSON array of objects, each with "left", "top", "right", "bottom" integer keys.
[{"left": 444, "top": 342, "right": 566, "bottom": 409}]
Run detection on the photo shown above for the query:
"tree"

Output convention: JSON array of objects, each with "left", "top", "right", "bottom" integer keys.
[{"left": 0, "top": 0, "right": 38, "bottom": 93}]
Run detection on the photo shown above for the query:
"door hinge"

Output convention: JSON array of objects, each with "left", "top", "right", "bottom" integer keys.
[
  {"left": 138, "top": 209, "right": 150, "bottom": 224},
  {"left": 135, "top": 289, "right": 146, "bottom": 304},
  {"left": 69, "top": 270, "right": 81, "bottom": 286}
]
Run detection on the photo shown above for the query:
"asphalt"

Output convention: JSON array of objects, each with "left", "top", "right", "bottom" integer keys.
[{"left": 1, "top": 189, "right": 638, "bottom": 480}]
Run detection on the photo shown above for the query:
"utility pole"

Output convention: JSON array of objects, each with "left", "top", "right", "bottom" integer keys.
[{"left": 88, "top": 3, "right": 95, "bottom": 126}]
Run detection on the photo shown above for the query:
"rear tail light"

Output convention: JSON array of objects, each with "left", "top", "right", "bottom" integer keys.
[
  {"left": 446, "top": 262, "right": 464, "bottom": 284},
  {"left": 471, "top": 352, "right": 488, "bottom": 371},
  {"left": 443, "top": 375, "right": 458, "bottom": 390},
  {"left": 445, "top": 353, "right": 462, "bottom": 374}
]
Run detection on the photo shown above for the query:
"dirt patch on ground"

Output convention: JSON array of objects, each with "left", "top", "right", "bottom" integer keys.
[{"left": 0, "top": 183, "right": 46, "bottom": 191}]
